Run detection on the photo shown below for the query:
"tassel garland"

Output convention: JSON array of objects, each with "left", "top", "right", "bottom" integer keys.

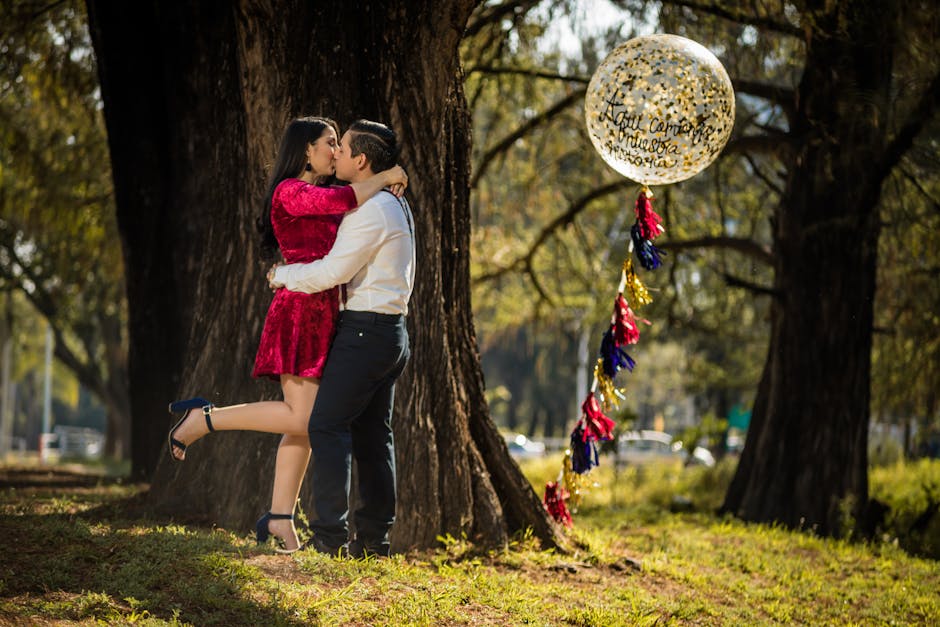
[{"left": 556, "top": 185, "right": 669, "bottom": 524}]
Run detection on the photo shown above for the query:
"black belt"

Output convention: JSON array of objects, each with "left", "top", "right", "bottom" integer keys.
[{"left": 340, "top": 310, "right": 404, "bottom": 324}]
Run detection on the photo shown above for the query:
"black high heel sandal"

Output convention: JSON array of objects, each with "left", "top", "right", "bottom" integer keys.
[
  {"left": 256, "top": 512, "right": 299, "bottom": 554},
  {"left": 167, "top": 397, "right": 214, "bottom": 461}
]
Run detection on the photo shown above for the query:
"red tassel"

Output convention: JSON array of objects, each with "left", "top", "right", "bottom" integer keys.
[
  {"left": 612, "top": 294, "right": 640, "bottom": 346},
  {"left": 543, "top": 481, "right": 573, "bottom": 527},
  {"left": 580, "top": 393, "right": 616, "bottom": 442},
  {"left": 634, "top": 189, "right": 664, "bottom": 241}
]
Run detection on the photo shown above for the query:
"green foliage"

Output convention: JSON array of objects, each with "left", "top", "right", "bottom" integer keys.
[
  {"left": 871, "top": 459, "right": 940, "bottom": 559},
  {"left": 2, "top": 463, "right": 939, "bottom": 625},
  {"left": 0, "top": 0, "right": 121, "bottom": 291},
  {"left": 463, "top": 3, "right": 642, "bottom": 436},
  {"left": 0, "top": 0, "right": 128, "bottom": 446},
  {"left": 674, "top": 412, "right": 727, "bottom": 461},
  {"left": 867, "top": 0, "right": 940, "bottom": 430},
  {"left": 870, "top": 434, "right": 906, "bottom": 467},
  {"left": 871, "top": 160, "right": 940, "bottom": 435},
  {"left": 519, "top": 451, "right": 737, "bottom": 520}
]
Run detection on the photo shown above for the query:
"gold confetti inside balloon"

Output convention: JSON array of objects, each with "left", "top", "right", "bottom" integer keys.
[{"left": 585, "top": 34, "right": 735, "bottom": 186}]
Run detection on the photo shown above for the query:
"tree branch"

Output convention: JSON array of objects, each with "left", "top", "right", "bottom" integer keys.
[
  {"left": 875, "top": 70, "right": 940, "bottom": 190},
  {"left": 0, "top": 242, "right": 59, "bottom": 319},
  {"left": 732, "top": 78, "right": 796, "bottom": 118},
  {"left": 658, "top": 235, "right": 775, "bottom": 266},
  {"left": 30, "top": 1, "right": 69, "bottom": 21},
  {"left": 743, "top": 152, "right": 784, "bottom": 195},
  {"left": 466, "top": 65, "right": 590, "bottom": 84},
  {"left": 474, "top": 179, "right": 636, "bottom": 284},
  {"left": 721, "top": 272, "right": 781, "bottom": 298},
  {"left": 524, "top": 259, "right": 554, "bottom": 305},
  {"left": 721, "top": 133, "right": 792, "bottom": 158},
  {"left": 2, "top": 0, "right": 69, "bottom": 36},
  {"left": 464, "top": 0, "right": 544, "bottom": 39},
  {"left": 471, "top": 87, "right": 587, "bottom": 188},
  {"left": 900, "top": 167, "right": 940, "bottom": 214},
  {"left": 0, "top": 218, "right": 112, "bottom": 398},
  {"left": 663, "top": 0, "right": 803, "bottom": 38},
  {"left": 50, "top": 326, "right": 107, "bottom": 400},
  {"left": 0, "top": 252, "right": 106, "bottom": 398}
]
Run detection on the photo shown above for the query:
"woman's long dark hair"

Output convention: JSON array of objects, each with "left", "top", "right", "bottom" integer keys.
[{"left": 257, "top": 116, "right": 339, "bottom": 260}]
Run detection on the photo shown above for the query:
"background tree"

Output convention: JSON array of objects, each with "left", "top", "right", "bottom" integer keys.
[
  {"left": 0, "top": 0, "right": 129, "bottom": 457},
  {"left": 870, "top": 115, "right": 940, "bottom": 457},
  {"left": 85, "top": 0, "right": 561, "bottom": 551}
]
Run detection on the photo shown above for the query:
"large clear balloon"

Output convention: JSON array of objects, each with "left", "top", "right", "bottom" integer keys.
[{"left": 585, "top": 34, "right": 735, "bottom": 186}]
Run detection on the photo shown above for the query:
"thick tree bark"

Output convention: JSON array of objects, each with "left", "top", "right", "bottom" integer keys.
[
  {"left": 721, "top": 2, "right": 897, "bottom": 534},
  {"left": 86, "top": 0, "right": 561, "bottom": 551}
]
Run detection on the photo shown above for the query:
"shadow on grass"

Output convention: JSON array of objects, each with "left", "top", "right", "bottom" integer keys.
[{"left": 0, "top": 471, "right": 310, "bottom": 626}]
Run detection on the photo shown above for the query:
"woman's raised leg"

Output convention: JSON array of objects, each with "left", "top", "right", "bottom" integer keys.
[{"left": 169, "top": 375, "right": 316, "bottom": 459}]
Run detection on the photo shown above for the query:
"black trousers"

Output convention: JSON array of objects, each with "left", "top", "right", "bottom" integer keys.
[{"left": 307, "top": 310, "right": 409, "bottom": 549}]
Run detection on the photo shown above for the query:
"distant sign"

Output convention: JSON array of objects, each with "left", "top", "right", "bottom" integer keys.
[{"left": 728, "top": 404, "right": 751, "bottom": 430}]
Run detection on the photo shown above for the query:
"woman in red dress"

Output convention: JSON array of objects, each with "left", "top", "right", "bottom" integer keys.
[{"left": 167, "top": 117, "right": 407, "bottom": 552}]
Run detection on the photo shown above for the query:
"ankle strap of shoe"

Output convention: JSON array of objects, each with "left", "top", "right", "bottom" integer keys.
[
  {"left": 268, "top": 512, "right": 293, "bottom": 520},
  {"left": 203, "top": 404, "right": 215, "bottom": 432}
]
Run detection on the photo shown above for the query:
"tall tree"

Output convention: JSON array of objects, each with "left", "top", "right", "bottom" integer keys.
[
  {"left": 85, "top": 0, "right": 561, "bottom": 551},
  {"left": 0, "top": 0, "right": 129, "bottom": 457},
  {"left": 681, "top": 0, "right": 940, "bottom": 534}
]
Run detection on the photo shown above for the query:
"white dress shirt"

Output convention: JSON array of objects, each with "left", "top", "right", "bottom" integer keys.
[{"left": 272, "top": 190, "right": 415, "bottom": 315}]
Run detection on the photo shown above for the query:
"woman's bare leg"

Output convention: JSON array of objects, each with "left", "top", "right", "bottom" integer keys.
[
  {"left": 266, "top": 433, "right": 312, "bottom": 551},
  {"left": 170, "top": 375, "right": 316, "bottom": 459},
  {"left": 264, "top": 376, "right": 319, "bottom": 550}
]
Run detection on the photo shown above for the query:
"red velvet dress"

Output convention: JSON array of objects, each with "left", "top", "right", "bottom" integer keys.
[{"left": 252, "top": 179, "right": 357, "bottom": 380}]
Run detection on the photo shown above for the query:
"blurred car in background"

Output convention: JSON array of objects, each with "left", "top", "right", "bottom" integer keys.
[
  {"left": 616, "top": 430, "right": 715, "bottom": 467},
  {"left": 504, "top": 433, "right": 546, "bottom": 459}
]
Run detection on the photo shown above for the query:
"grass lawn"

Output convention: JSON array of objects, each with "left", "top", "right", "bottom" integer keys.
[{"left": 0, "top": 457, "right": 938, "bottom": 626}]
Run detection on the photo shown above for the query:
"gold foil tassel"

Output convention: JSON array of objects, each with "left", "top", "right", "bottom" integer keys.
[
  {"left": 622, "top": 257, "right": 653, "bottom": 308},
  {"left": 562, "top": 450, "right": 583, "bottom": 510},
  {"left": 593, "top": 359, "right": 625, "bottom": 412}
]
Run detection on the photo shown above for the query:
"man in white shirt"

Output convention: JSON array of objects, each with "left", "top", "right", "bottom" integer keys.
[{"left": 269, "top": 120, "right": 415, "bottom": 557}]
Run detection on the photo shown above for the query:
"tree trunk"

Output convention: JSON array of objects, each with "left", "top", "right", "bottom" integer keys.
[
  {"left": 721, "top": 2, "right": 896, "bottom": 535},
  {"left": 86, "top": 0, "right": 561, "bottom": 551}
]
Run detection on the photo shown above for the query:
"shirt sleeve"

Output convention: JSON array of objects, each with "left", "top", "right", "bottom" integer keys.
[
  {"left": 274, "top": 179, "right": 357, "bottom": 217},
  {"left": 272, "top": 206, "right": 387, "bottom": 294}
]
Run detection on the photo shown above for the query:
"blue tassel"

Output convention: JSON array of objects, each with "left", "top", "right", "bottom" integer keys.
[
  {"left": 569, "top": 424, "right": 599, "bottom": 474},
  {"left": 600, "top": 329, "right": 636, "bottom": 378},
  {"left": 631, "top": 223, "right": 666, "bottom": 270}
]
